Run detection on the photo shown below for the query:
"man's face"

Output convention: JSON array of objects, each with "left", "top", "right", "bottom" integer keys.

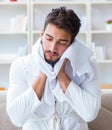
[{"left": 41, "top": 23, "right": 71, "bottom": 64}]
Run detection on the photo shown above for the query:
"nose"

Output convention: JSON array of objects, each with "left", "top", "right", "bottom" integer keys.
[{"left": 49, "top": 42, "right": 58, "bottom": 52}]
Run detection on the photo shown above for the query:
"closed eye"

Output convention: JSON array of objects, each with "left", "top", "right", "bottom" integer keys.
[{"left": 45, "top": 34, "right": 53, "bottom": 41}]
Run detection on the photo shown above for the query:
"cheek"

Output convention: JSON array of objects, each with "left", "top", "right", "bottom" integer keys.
[
  {"left": 58, "top": 47, "right": 67, "bottom": 55},
  {"left": 43, "top": 44, "right": 49, "bottom": 51},
  {"left": 42, "top": 40, "right": 50, "bottom": 50}
]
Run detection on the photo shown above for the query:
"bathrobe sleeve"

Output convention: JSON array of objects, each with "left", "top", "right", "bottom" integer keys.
[
  {"left": 65, "top": 57, "right": 101, "bottom": 122},
  {"left": 6, "top": 57, "right": 41, "bottom": 127}
]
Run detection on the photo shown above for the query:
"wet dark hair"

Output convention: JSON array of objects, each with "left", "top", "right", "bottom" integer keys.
[{"left": 44, "top": 6, "right": 81, "bottom": 44}]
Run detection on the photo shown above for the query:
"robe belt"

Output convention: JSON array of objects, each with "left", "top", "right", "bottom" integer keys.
[
  {"left": 28, "top": 111, "right": 77, "bottom": 130},
  {"left": 49, "top": 111, "right": 77, "bottom": 130}
]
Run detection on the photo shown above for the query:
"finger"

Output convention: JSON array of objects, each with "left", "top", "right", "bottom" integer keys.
[
  {"left": 64, "top": 58, "right": 68, "bottom": 64},
  {"left": 61, "top": 58, "right": 69, "bottom": 69}
]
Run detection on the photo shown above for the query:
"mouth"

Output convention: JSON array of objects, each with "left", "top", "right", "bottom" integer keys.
[
  {"left": 45, "top": 51, "right": 59, "bottom": 57},
  {"left": 44, "top": 51, "right": 59, "bottom": 64}
]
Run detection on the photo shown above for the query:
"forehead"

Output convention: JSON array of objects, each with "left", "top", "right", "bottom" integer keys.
[{"left": 44, "top": 23, "right": 71, "bottom": 41}]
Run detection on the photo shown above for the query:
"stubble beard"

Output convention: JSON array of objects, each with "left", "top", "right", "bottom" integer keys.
[{"left": 44, "top": 50, "right": 60, "bottom": 66}]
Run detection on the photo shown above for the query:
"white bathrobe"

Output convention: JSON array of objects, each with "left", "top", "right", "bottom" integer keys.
[{"left": 6, "top": 38, "right": 101, "bottom": 130}]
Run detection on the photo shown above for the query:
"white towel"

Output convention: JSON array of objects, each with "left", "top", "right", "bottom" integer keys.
[{"left": 32, "top": 38, "right": 94, "bottom": 116}]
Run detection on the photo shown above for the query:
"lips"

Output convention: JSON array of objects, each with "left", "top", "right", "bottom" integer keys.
[
  {"left": 49, "top": 53, "right": 56, "bottom": 57},
  {"left": 46, "top": 52, "right": 59, "bottom": 57}
]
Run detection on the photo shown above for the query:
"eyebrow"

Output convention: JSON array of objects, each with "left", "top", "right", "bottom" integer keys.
[{"left": 46, "top": 33, "right": 69, "bottom": 43}]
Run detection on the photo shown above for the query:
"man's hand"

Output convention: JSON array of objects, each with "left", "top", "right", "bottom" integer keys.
[
  {"left": 57, "top": 58, "right": 71, "bottom": 93},
  {"left": 32, "top": 71, "right": 47, "bottom": 100}
]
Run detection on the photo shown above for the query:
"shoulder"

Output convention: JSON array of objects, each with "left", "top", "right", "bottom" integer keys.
[{"left": 10, "top": 54, "right": 32, "bottom": 72}]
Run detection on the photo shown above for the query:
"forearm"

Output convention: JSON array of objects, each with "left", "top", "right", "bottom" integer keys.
[
  {"left": 33, "top": 71, "right": 47, "bottom": 100},
  {"left": 6, "top": 87, "right": 41, "bottom": 127},
  {"left": 57, "top": 72, "right": 71, "bottom": 93},
  {"left": 65, "top": 81, "right": 101, "bottom": 122}
]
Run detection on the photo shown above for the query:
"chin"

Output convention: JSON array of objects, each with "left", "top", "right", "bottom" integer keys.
[{"left": 46, "top": 58, "right": 60, "bottom": 65}]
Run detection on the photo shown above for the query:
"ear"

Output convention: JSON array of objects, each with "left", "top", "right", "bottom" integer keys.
[{"left": 40, "top": 29, "right": 44, "bottom": 37}]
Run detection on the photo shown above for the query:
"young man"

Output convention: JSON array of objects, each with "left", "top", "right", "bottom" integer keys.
[{"left": 6, "top": 6, "right": 101, "bottom": 130}]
